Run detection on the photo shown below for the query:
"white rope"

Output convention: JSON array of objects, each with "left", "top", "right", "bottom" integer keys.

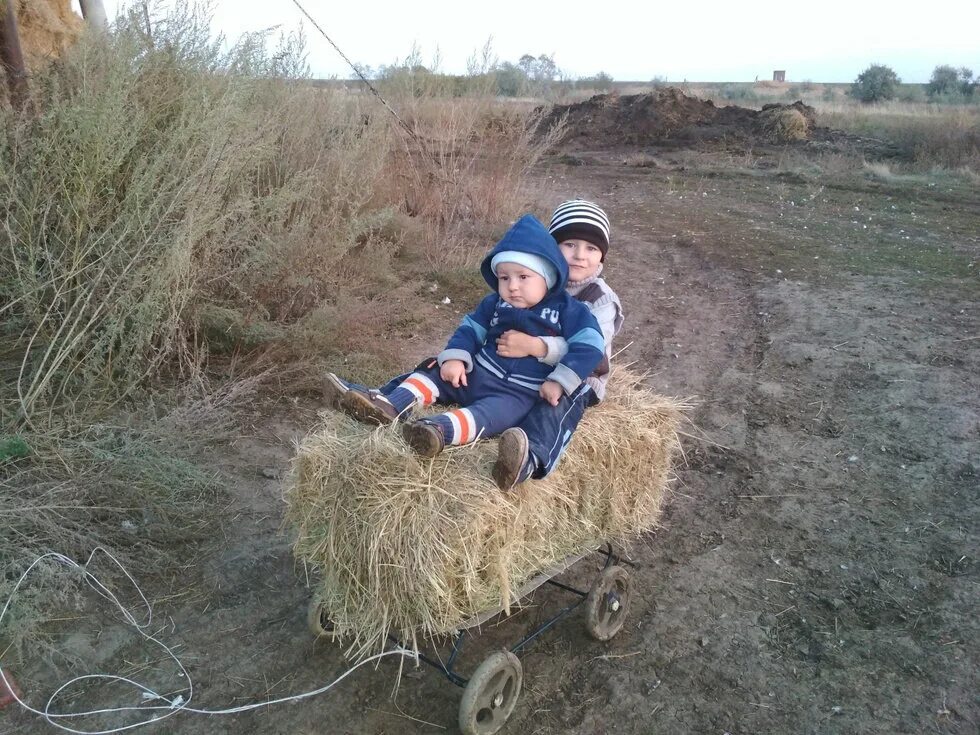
[{"left": 0, "top": 549, "right": 414, "bottom": 734}]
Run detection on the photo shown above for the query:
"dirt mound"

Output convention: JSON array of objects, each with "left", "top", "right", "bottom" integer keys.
[{"left": 543, "top": 88, "right": 821, "bottom": 149}]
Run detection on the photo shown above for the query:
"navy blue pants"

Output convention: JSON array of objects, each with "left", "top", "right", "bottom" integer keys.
[
  {"left": 518, "top": 383, "right": 596, "bottom": 478},
  {"left": 385, "top": 362, "right": 539, "bottom": 446},
  {"left": 375, "top": 359, "right": 595, "bottom": 476}
]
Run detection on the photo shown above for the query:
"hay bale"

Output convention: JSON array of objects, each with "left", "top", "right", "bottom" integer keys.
[
  {"left": 284, "top": 368, "right": 685, "bottom": 659},
  {"left": 758, "top": 107, "right": 809, "bottom": 142},
  {"left": 15, "top": 0, "right": 83, "bottom": 70}
]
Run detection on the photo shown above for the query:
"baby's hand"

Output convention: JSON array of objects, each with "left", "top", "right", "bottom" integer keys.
[
  {"left": 539, "top": 381, "right": 563, "bottom": 406},
  {"left": 440, "top": 359, "right": 468, "bottom": 388},
  {"left": 496, "top": 330, "right": 546, "bottom": 359}
]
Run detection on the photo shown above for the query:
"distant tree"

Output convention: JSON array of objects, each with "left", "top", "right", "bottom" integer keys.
[
  {"left": 851, "top": 64, "right": 900, "bottom": 103},
  {"left": 962, "top": 69, "right": 977, "bottom": 97},
  {"left": 581, "top": 71, "right": 614, "bottom": 91},
  {"left": 352, "top": 62, "right": 375, "bottom": 80},
  {"left": 927, "top": 65, "right": 975, "bottom": 99},
  {"left": 495, "top": 61, "right": 527, "bottom": 97},
  {"left": 517, "top": 54, "right": 536, "bottom": 77},
  {"left": 959, "top": 67, "right": 976, "bottom": 93},
  {"left": 927, "top": 65, "right": 960, "bottom": 97},
  {"left": 533, "top": 54, "right": 559, "bottom": 83},
  {"left": 510, "top": 53, "right": 561, "bottom": 95}
]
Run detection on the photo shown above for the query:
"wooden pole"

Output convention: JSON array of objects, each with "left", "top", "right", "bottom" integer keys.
[
  {"left": 0, "top": 0, "right": 27, "bottom": 108},
  {"left": 78, "top": 0, "right": 108, "bottom": 29}
]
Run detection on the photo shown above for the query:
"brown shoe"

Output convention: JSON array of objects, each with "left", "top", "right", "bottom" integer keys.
[
  {"left": 340, "top": 388, "right": 400, "bottom": 425},
  {"left": 492, "top": 428, "right": 532, "bottom": 491},
  {"left": 401, "top": 421, "right": 445, "bottom": 458}
]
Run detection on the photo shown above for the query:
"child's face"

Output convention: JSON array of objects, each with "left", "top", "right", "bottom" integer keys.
[
  {"left": 495, "top": 262, "right": 549, "bottom": 308},
  {"left": 558, "top": 238, "right": 603, "bottom": 281}
]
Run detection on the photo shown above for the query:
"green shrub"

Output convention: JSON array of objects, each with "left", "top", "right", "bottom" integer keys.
[
  {"left": 927, "top": 65, "right": 976, "bottom": 101},
  {"left": 898, "top": 84, "right": 927, "bottom": 103},
  {"left": 579, "top": 71, "right": 614, "bottom": 92},
  {"left": 718, "top": 84, "right": 761, "bottom": 103},
  {"left": 495, "top": 62, "right": 528, "bottom": 97},
  {"left": 852, "top": 64, "right": 901, "bottom": 103},
  {"left": 0, "top": 435, "right": 30, "bottom": 462}
]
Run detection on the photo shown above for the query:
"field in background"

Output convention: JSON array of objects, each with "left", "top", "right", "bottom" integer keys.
[{"left": 571, "top": 81, "right": 980, "bottom": 171}]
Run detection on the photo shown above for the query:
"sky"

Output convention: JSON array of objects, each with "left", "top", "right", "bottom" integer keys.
[{"left": 78, "top": 1, "right": 980, "bottom": 84}]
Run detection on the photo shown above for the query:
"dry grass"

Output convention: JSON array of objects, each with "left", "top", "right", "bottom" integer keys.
[
  {"left": 1, "top": 21, "right": 394, "bottom": 416},
  {"left": 649, "top": 83, "right": 979, "bottom": 169},
  {"left": 285, "top": 369, "right": 687, "bottom": 660},
  {"left": 759, "top": 108, "right": 809, "bottom": 142},
  {"left": 814, "top": 102, "right": 980, "bottom": 169},
  {"left": 1, "top": 17, "right": 557, "bottom": 416},
  {"left": 0, "top": 374, "right": 265, "bottom": 657},
  {"left": 0, "top": 4, "right": 558, "bottom": 657}
]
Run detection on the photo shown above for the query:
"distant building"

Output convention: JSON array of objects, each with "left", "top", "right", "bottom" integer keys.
[{"left": 773, "top": 70, "right": 786, "bottom": 82}]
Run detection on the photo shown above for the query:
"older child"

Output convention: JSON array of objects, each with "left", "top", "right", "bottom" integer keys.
[
  {"left": 327, "top": 214, "right": 605, "bottom": 459},
  {"left": 491, "top": 200, "right": 624, "bottom": 490}
]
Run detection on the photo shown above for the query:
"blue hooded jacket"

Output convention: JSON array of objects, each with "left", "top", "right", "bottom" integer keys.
[{"left": 438, "top": 214, "right": 605, "bottom": 396}]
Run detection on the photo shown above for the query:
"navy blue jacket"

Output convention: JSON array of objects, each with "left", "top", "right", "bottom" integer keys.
[{"left": 438, "top": 215, "right": 605, "bottom": 395}]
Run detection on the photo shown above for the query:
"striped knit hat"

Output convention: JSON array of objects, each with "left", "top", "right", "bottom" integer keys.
[{"left": 548, "top": 199, "right": 611, "bottom": 260}]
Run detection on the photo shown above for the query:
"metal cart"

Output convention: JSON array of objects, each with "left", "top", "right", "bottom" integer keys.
[{"left": 307, "top": 544, "right": 634, "bottom": 735}]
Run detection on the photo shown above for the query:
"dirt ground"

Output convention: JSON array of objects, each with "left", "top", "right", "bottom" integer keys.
[{"left": 5, "top": 140, "right": 978, "bottom": 734}]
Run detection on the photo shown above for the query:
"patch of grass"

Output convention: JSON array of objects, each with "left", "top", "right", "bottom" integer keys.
[
  {"left": 636, "top": 155, "right": 978, "bottom": 285},
  {"left": 815, "top": 102, "right": 980, "bottom": 169},
  {"left": 428, "top": 266, "right": 490, "bottom": 306},
  {"left": 0, "top": 408, "right": 225, "bottom": 658},
  {"left": 0, "top": 435, "right": 31, "bottom": 463}
]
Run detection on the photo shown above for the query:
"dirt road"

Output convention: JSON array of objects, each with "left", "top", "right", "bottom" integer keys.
[{"left": 8, "top": 147, "right": 977, "bottom": 735}]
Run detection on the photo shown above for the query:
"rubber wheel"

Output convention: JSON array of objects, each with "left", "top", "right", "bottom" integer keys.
[
  {"left": 458, "top": 650, "right": 523, "bottom": 735},
  {"left": 585, "top": 565, "right": 631, "bottom": 641},
  {"left": 307, "top": 599, "right": 337, "bottom": 639}
]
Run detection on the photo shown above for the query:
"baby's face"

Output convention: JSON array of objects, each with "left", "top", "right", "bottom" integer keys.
[
  {"left": 558, "top": 238, "right": 603, "bottom": 281},
  {"left": 495, "top": 262, "right": 549, "bottom": 308}
]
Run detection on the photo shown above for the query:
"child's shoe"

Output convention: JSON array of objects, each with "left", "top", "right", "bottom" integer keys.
[
  {"left": 340, "top": 388, "right": 400, "bottom": 425},
  {"left": 401, "top": 421, "right": 445, "bottom": 458},
  {"left": 492, "top": 428, "right": 535, "bottom": 491},
  {"left": 322, "top": 372, "right": 351, "bottom": 409}
]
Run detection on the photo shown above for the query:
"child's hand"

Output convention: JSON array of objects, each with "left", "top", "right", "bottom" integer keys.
[
  {"left": 496, "top": 330, "right": 547, "bottom": 358},
  {"left": 440, "top": 359, "right": 468, "bottom": 388},
  {"left": 539, "top": 381, "right": 563, "bottom": 406}
]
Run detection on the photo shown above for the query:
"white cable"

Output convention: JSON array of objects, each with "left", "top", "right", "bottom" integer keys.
[{"left": 0, "top": 549, "right": 414, "bottom": 734}]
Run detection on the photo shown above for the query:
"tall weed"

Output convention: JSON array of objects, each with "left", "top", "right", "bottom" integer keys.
[{"left": 0, "top": 9, "right": 391, "bottom": 419}]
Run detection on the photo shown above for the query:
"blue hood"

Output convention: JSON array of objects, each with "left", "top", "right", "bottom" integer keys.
[{"left": 480, "top": 214, "right": 569, "bottom": 297}]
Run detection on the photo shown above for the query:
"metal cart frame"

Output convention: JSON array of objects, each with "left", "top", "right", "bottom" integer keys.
[{"left": 308, "top": 543, "right": 636, "bottom": 734}]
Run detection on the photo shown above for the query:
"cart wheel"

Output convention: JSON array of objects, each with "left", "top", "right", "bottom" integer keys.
[
  {"left": 307, "top": 599, "right": 337, "bottom": 639},
  {"left": 585, "top": 565, "right": 630, "bottom": 641},
  {"left": 458, "top": 650, "right": 523, "bottom": 735}
]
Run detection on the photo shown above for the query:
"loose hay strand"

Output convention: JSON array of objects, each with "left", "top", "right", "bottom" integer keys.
[{"left": 284, "top": 367, "right": 686, "bottom": 660}]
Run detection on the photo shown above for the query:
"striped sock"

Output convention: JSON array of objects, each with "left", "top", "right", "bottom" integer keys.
[
  {"left": 425, "top": 408, "right": 479, "bottom": 446},
  {"left": 386, "top": 372, "right": 440, "bottom": 414}
]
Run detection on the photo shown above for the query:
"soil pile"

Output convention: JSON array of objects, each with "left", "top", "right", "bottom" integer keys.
[{"left": 544, "top": 87, "right": 821, "bottom": 148}]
